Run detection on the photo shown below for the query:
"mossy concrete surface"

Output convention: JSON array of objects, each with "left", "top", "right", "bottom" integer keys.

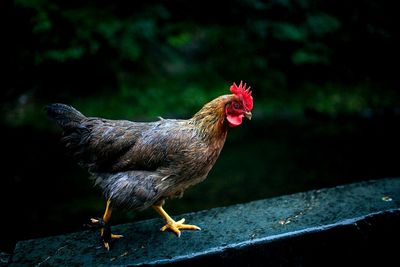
[{"left": 10, "top": 178, "right": 400, "bottom": 266}]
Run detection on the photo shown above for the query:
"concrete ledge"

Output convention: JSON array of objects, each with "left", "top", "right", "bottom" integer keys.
[{"left": 10, "top": 178, "right": 400, "bottom": 266}]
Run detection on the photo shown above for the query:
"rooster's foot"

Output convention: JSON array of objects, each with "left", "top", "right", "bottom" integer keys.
[
  {"left": 160, "top": 218, "right": 201, "bottom": 237},
  {"left": 90, "top": 218, "right": 123, "bottom": 250}
]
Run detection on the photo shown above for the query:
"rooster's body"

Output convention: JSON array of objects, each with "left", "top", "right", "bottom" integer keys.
[{"left": 47, "top": 82, "right": 253, "bottom": 249}]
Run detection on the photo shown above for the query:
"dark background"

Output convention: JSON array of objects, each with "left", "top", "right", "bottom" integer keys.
[{"left": 2, "top": 0, "right": 400, "bottom": 254}]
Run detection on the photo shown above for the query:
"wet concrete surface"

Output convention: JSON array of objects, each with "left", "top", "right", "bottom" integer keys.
[{"left": 10, "top": 178, "right": 400, "bottom": 266}]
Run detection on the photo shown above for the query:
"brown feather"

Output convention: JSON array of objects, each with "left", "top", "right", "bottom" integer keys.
[{"left": 47, "top": 94, "right": 237, "bottom": 209}]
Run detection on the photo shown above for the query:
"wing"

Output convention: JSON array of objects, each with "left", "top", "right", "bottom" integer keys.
[
  {"left": 62, "top": 117, "right": 157, "bottom": 172},
  {"left": 63, "top": 117, "right": 196, "bottom": 173}
]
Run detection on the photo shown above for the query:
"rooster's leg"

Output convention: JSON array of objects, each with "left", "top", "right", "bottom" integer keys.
[
  {"left": 90, "top": 199, "right": 123, "bottom": 250},
  {"left": 152, "top": 204, "right": 201, "bottom": 237}
]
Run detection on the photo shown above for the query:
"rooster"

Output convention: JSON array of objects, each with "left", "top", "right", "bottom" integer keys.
[{"left": 46, "top": 81, "right": 253, "bottom": 249}]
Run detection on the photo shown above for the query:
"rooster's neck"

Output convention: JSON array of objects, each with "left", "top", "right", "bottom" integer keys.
[{"left": 190, "top": 95, "right": 232, "bottom": 142}]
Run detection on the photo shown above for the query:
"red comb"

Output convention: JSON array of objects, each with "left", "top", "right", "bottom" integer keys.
[{"left": 230, "top": 81, "right": 253, "bottom": 110}]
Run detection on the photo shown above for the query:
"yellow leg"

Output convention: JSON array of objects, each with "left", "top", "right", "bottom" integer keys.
[
  {"left": 153, "top": 204, "right": 201, "bottom": 237},
  {"left": 103, "top": 199, "right": 112, "bottom": 222},
  {"left": 91, "top": 199, "right": 123, "bottom": 250}
]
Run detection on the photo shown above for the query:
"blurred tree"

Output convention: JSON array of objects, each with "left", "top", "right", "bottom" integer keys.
[{"left": 3, "top": 0, "right": 400, "bottom": 125}]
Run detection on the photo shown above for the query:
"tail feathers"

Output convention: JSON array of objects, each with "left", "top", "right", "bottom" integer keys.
[{"left": 46, "top": 103, "right": 86, "bottom": 128}]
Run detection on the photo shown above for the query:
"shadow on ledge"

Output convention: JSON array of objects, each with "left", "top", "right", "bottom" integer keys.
[{"left": 9, "top": 178, "right": 400, "bottom": 266}]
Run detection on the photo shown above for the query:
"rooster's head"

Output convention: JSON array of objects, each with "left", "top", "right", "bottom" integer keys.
[{"left": 225, "top": 81, "right": 253, "bottom": 127}]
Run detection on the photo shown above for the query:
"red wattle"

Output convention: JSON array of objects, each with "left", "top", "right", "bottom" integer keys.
[{"left": 227, "top": 114, "right": 243, "bottom": 127}]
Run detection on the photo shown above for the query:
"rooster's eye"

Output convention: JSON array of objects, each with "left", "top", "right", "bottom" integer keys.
[{"left": 233, "top": 102, "right": 241, "bottom": 109}]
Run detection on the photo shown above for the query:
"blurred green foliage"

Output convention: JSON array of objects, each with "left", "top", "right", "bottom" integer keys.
[{"left": 3, "top": 0, "right": 399, "bottom": 126}]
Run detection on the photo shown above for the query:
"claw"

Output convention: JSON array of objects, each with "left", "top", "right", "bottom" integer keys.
[
  {"left": 90, "top": 217, "right": 123, "bottom": 250},
  {"left": 103, "top": 234, "right": 123, "bottom": 250},
  {"left": 91, "top": 199, "right": 123, "bottom": 250},
  {"left": 153, "top": 205, "right": 201, "bottom": 237},
  {"left": 160, "top": 218, "right": 201, "bottom": 237},
  {"left": 90, "top": 217, "right": 106, "bottom": 227},
  {"left": 111, "top": 234, "right": 123, "bottom": 239}
]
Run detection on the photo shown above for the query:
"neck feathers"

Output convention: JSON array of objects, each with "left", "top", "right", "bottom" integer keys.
[{"left": 191, "top": 95, "right": 233, "bottom": 140}]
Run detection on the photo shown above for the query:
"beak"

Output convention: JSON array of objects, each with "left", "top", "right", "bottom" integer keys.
[{"left": 244, "top": 111, "right": 252, "bottom": 120}]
